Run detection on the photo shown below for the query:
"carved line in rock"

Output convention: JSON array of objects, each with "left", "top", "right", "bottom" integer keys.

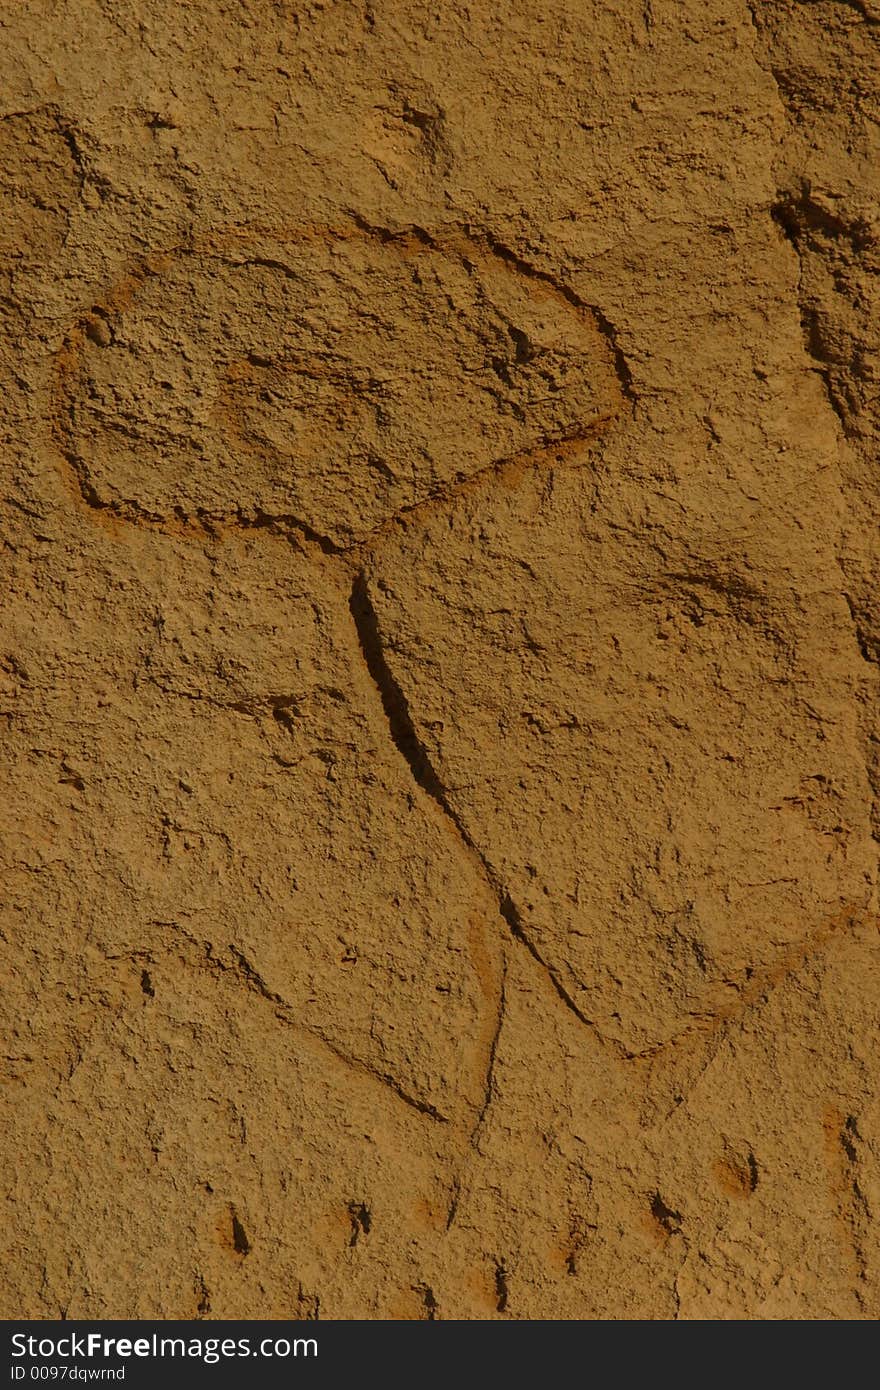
[
  {"left": 627, "top": 903, "right": 878, "bottom": 1062},
  {"left": 348, "top": 570, "right": 617, "bottom": 1071},
  {"left": 121, "top": 921, "right": 450, "bottom": 1123}
]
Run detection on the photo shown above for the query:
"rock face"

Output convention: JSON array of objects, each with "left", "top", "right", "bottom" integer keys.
[{"left": 1, "top": 0, "right": 878, "bottom": 1321}]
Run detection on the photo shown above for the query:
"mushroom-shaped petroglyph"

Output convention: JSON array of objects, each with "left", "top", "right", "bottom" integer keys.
[{"left": 51, "top": 221, "right": 626, "bottom": 1137}]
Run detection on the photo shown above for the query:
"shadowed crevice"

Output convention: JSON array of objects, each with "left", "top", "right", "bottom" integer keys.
[{"left": 349, "top": 571, "right": 453, "bottom": 810}]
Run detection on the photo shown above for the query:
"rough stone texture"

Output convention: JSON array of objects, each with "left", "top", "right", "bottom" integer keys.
[{"left": 1, "top": 0, "right": 878, "bottom": 1320}]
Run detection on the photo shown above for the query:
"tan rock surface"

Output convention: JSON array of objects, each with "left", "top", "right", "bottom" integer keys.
[{"left": 1, "top": 0, "right": 878, "bottom": 1319}]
